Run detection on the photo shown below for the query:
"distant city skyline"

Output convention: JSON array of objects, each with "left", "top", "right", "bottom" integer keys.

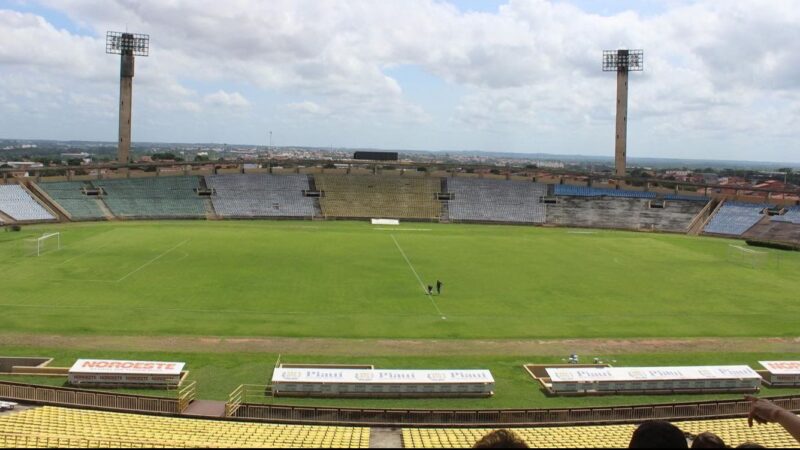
[{"left": 1, "top": 0, "right": 799, "bottom": 163}]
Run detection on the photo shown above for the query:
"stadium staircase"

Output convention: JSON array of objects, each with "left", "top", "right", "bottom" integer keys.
[
  {"left": 687, "top": 198, "right": 719, "bottom": 236},
  {"left": 0, "top": 210, "right": 13, "bottom": 225},
  {"left": 439, "top": 177, "right": 450, "bottom": 223},
  {"left": 197, "top": 177, "right": 221, "bottom": 220},
  {"left": 308, "top": 175, "right": 324, "bottom": 218},
  {"left": 26, "top": 182, "right": 71, "bottom": 222},
  {"left": 95, "top": 195, "right": 117, "bottom": 221}
]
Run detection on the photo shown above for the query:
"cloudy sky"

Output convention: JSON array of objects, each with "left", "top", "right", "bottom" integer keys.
[{"left": 1, "top": 0, "right": 799, "bottom": 162}]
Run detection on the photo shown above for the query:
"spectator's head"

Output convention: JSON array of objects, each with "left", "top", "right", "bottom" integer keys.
[
  {"left": 735, "top": 443, "right": 765, "bottom": 449},
  {"left": 473, "top": 429, "right": 529, "bottom": 448},
  {"left": 629, "top": 420, "right": 689, "bottom": 448},
  {"left": 691, "top": 432, "right": 727, "bottom": 448}
]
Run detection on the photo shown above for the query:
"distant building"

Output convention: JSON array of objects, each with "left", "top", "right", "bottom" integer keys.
[{"left": 61, "top": 152, "right": 92, "bottom": 164}]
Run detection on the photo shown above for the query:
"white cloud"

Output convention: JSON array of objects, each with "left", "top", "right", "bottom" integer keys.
[
  {"left": 1, "top": 0, "right": 799, "bottom": 161},
  {"left": 287, "top": 101, "right": 328, "bottom": 116},
  {"left": 204, "top": 90, "right": 250, "bottom": 109}
]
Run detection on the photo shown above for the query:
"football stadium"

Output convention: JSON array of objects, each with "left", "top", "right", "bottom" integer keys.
[
  {"left": 1, "top": 167, "right": 800, "bottom": 448},
  {"left": 3, "top": 2, "right": 800, "bottom": 448}
]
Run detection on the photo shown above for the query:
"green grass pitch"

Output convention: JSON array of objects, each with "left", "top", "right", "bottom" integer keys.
[
  {"left": 1, "top": 220, "right": 799, "bottom": 339},
  {"left": 2, "top": 220, "right": 800, "bottom": 408}
]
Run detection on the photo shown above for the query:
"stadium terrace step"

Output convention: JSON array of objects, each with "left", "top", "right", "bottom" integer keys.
[
  {"left": 315, "top": 174, "right": 441, "bottom": 220},
  {"left": 93, "top": 176, "right": 206, "bottom": 219},
  {"left": 0, "top": 184, "right": 56, "bottom": 222},
  {"left": 206, "top": 173, "right": 316, "bottom": 218},
  {"left": 0, "top": 406, "right": 370, "bottom": 448},
  {"left": 35, "top": 181, "right": 106, "bottom": 221},
  {"left": 547, "top": 197, "right": 706, "bottom": 232},
  {"left": 448, "top": 178, "right": 546, "bottom": 224},
  {"left": 704, "top": 201, "right": 770, "bottom": 236}
]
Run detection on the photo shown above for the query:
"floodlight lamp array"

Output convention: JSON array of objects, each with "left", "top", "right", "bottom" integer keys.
[
  {"left": 602, "top": 49, "right": 643, "bottom": 72},
  {"left": 106, "top": 31, "right": 150, "bottom": 56}
]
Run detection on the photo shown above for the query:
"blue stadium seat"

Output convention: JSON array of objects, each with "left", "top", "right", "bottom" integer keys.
[{"left": 704, "top": 201, "right": 769, "bottom": 236}]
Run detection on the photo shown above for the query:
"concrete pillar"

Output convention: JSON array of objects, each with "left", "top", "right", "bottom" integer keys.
[
  {"left": 118, "top": 78, "right": 133, "bottom": 164},
  {"left": 615, "top": 69, "right": 629, "bottom": 177}
]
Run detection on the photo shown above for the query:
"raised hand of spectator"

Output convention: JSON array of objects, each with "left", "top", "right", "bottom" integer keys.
[
  {"left": 745, "top": 395, "right": 800, "bottom": 444},
  {"left": 746, "top": 396, "right": 786, "bottom": 426}
]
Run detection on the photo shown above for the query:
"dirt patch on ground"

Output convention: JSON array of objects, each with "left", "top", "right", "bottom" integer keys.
[{"left": 1, "top": 334, "right": 798, "bottom": 357}]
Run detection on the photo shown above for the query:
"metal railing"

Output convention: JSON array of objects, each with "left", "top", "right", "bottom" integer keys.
[
  {"left": 229, "top": 395, "right": 800, "bottom": 427},
  {"left": 177, "top": 381, "right": 197, "bottom": 413},
  {"left": 0, "top": 434, "right": 193, "bottom": 449},
  {"left": 226, "top": 384, "right": 272, "bottom": 417},
  {"left": 0, "top": 380, "right": 180, "bottom": 414}
]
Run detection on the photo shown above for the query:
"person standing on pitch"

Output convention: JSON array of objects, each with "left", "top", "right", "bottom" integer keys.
[
  {"left": 436, "top": 280, "right": 443, "bottom": 295},
  {"left": 427, "top": 285, "right": 433, "bottom": 295}
]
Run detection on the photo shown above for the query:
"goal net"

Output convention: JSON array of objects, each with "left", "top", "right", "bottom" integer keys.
[
  {"left": 23, "top": 232, "right": 61, "bottom": 257},
  {"left": 727, "top": 244, "right": 768, "bottom": 269}
]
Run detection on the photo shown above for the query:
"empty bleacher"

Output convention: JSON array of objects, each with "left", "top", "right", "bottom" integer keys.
[
  {"left": 0, "top": 406, "right": 369, "bottom": 448},
  {"left": 773, "top": 206, "right": 800, "bottom": 224},
  {"left": 704, "top": 201, "right": 769, "bottom": 236},
  {"left": 0, "top": 185, "right": 55, "bottom": 222},
  {"left": 547, "top": 197, "right": 706, "bottom": 232},
  {"left": 554, "top": 184, "right": 657, "bottom": 199},
  {"left": 664, "top": 193, "right": 710, "bottom": 202},
  {"left": 402, "top": 417, "right": 800, "bottom": 448},
  {"left": 93, "top": 177, "right": 206, "bottom": 219},
  {"left": 316, "top": 174, "right": 441, "bottom": 220},
  {"left": 206, "top": 174, "right": 316, "bottom": 218},
  {"left": 37, "top": 181, "right": 106, "bottom": 220},
  {"left": 448, "top": 178, "right": 547, "bottom": 224},
  {"left": 743, "top": 220, "right": 800, "bottom": 247}
]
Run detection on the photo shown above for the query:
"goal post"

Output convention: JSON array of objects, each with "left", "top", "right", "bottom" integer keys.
[
  {"left": 24, "top": 232, "right": 61, "bottom": 257},
  {"left": 727, "top": 244, "right": 768, "bottom": 269}
]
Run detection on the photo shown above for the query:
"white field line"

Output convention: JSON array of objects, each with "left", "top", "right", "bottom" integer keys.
[
  {"left": 390, "top": 234, "right": 446, "bottom": 318},
  {"left": 55, "top": 243, "right": 112, "bottom": 266},
  {"left": 115, "top": 239, "right": 191, "bottom": 283},
  {"left": 374, "top": 228, "right": 432, "bottom": 231},
  {"left": 730, "top": 244, "right": 766, "bottom": 254}
]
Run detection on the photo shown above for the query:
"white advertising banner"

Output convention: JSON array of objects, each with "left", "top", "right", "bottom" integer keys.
[
  {"left": 371, "top": 219, "right": 400, "bottom": 225},
  {"left": 272, "top": 368, "right": 493, "bottom": 384},
  {"left": 759, "top": 361, "right": 800, "bottom": 375},
  {"left": 546, "top": 366, "right": 760, "bottom": 383},
  {"left": 271, "top": 368, "right": 495, "bottom": 397},
  {"left": 69, "top": 359, "right": 185, "bottom": 375},
  {"left": 68, "top": 359, "right": 185, "bottom": 386}
]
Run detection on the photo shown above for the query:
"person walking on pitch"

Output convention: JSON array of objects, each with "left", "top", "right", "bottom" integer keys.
[{"left": 436, "top": 280, "right": 443, "bottom": 295}]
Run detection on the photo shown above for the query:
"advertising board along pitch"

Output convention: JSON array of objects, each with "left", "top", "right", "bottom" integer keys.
[
  {"left": 759, "top": 361, "right": 800, "bottom": 387},
  {"left": 271, "top": 368, "right": 495, "bottom": 398},
  {"left": 544, "top": 365, "right": 762, "bottom": 396},
  {"left": 68, "top": 359, "right": 186, "bottom": 388}
]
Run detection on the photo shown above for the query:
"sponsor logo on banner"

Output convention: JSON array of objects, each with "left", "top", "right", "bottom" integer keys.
[
  {"left": 355, "top": 372, "right": 374, "bottom": 381},
  {"left": 427, "top": 372, "right": 446, "bottom": 381},
  {"left": 282, "top": 371, "right": 302, "bottom": 380},
  {"left": 760, "top": 361, "right": 800, "bottom": 375}
]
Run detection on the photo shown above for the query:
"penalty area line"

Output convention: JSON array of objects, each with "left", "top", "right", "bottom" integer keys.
[
  {"left": 116, "top": 239, "right": 191, "bottom": 283},
  {"left": 390, "top": 234, "right": 447, "bottom": 320}
]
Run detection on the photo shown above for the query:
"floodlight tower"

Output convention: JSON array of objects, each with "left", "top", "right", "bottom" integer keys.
[
  {"left": 603, "top": 49, "right": 643, "bottom": 177},
  {"left": 106, "top": 31, "right": 150, "bottom": 164}
]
